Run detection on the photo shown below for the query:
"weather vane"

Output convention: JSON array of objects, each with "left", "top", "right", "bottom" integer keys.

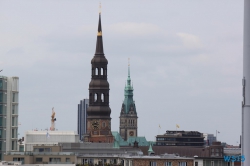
[{"left": 99, "top": 3, "right": 102, "bottom": 14}]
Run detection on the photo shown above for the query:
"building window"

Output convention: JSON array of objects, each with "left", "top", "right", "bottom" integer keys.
[
  {"left": 13, "top": 158, "right": 24, "bottom": 164},
  {"left": 94, "top": 93, "right": 98, "bottom": 102},
  {"left": 102, "top": 122, "right": 106, "bottom": 127},
  {"left": 34, "top": 148, "right": 51, "bottom": 152},
  {"left": 11, "top": 141, "right": 16, "bottom": 150},
  {"left": 12, "top": 117, "right": 17, "bottom": 126},
  {"left": 165, "top": 162, "right": 172, "bottom": 166},
  {"left": 12, "top": 105, "right": 18, "bottom": 114},
  {"left": 49, "top": 158, "right": 61, "bottom": 163},
  {"left": 12, "top": 93, "right": 18, "bottom": 102},
  {"left": 66, "top": 158, "right": 70, "bottom": 163},
  {"left": 95, "top": 68, "right": 98, "bottom": 75},
  {"left": 45, "top": 148, "right": 51, "bottom": 152},
  {"left": 19, "top": 145, "right": 24, "bottom": 152},
  {"left": 0, "top": 92, "right": 3, "bottom": 103},
  {"left": 36, "top": 158, "right": 43, "bottom": 162},
  {"left": 195, "top": 162, "right": 198, "bottom": 166},
  {"left": 211, "top": 161, "right": 214, "bottom": 166},
  {"left": 12, "top": 129, "right": 15, "bottom": 138},
  {"left": 179, "top": 162, "right": 187, "bottom": 166},
  {"left": 101, "top": 93, "right": 104, "bottom": 102},
  {"left": 150, "top": 161, "right": 157, "bottom": 166},
  {"left": 0, "top": 105, "right": 6, "bottom": 115},
  {"left": 101, "top": 68, "right": 104, "bottom": 75}
]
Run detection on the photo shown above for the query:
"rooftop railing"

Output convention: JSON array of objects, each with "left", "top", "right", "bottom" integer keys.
[{"left": 6, "top": 151, "right": 75, "bottom": 156}]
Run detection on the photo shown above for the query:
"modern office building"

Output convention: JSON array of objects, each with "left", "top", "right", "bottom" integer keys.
[
  {"left": 203, "top": 133, "right": 216, "bottom": 146},
  {"left": 119, "top": 63, "right": 138, "bottom": 141},
  {"left": 77, "top": 99, "right": 89, "bottom": 140},
  {"left": 156, "top": 130, "right": 204, "bottom": 147},
  {"left": 0, "top": 76, "right": 19, "bottom": 160}
]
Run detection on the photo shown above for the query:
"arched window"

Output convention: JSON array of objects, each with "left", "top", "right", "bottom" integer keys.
[
  {"left": 95, "top": 68, "right": 98, "bottom": 75},
  {"left": 90, "top": 93, "right": 92, "bottom": 103},
  {"left": 94, "top": 93, "right": 98, "bottom": 102},
  {"left": 92, "top": 68, "right": 94, "bottom": 75},
  {"left": 104, "top": 69, "right": 107, "bottom": 75},
  {"left": 101, "top": 93, "right": 104, "bottom": 102},
  {"left": 101, "top": 68, "right": 104, "bottom": 75}
]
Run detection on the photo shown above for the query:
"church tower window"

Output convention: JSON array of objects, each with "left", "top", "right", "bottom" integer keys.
[
  {"left": 101, "top": 93, "right": 104, "bottom": 102},
  {"left": 95, "top": 68, "right": 98, "bottom": 75},
  {"left": 101, "top": 68, "right": 104, "bottom": 75},
  {"left": 94, "top": 93, "right": 98, "bottom": 102}
]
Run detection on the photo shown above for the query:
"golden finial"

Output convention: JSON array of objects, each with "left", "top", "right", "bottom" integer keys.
[
  {"left": 99, "top": 2, "right": 102, "bottom": 14},
  {"left": 128, "top": 58, "right": 130, "bottom": 66}
]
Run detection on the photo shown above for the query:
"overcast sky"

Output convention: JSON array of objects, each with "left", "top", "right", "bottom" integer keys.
[{"left": 0, "top": 0, "right": 243, "bottom": 145}]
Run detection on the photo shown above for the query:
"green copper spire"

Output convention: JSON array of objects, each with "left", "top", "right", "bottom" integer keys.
[
  {"left": 127, "top": 58, "right": 131, "bottom": 86},
  {"left": 123, "top": 59, "right": 136, "bottom": 114},
  {"left": 148, "top": 143, "right": 154, "bottom": 155}
]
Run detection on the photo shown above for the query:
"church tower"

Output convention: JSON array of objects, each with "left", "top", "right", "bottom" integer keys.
[
  {"left": 119, "top": 60, "right": 138, "bottom": 141},
  {"left": 86, "top": 12, "right": 114, "bottom": 143}
]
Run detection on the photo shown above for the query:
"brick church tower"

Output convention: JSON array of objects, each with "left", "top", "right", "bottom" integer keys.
[{"left": 86, "top": 13, "right": 114, "bottom": 143}]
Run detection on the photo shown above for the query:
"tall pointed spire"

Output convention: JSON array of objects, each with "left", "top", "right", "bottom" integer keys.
[
  {"left": 127, "top": 58, "right": 131, "bottom": 86},
  {"left": 95, "top": 11, "right": 104, "bottom": 54},
  {"left": 87, "top": 5, "right": 114, "bottom": 143}
]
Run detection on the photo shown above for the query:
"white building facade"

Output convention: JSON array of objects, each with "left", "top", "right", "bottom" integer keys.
[
  {"left": 24, "top": 131, "right": 79, "bottom": 151},
  {"left": 0, "top": 76, "right": 19, "bottom": 160}
]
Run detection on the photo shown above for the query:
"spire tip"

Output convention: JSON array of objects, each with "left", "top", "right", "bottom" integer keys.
[{"left": 99, "top": 2, "right": 102, "bottom": 14}]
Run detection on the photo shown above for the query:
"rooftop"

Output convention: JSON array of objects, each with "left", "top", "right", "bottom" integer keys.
[
  {"left": 124, "top": 154, "right": 193, "bottom": 160},
  {"left": 139, "top": 146, "right": 210, "bottom": 157},
  {"left": 26, "top": 130, "right": 78, "bottom": 135}
]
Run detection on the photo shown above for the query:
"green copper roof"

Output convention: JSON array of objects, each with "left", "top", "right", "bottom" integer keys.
[
  {"left": 112, "top": 131, "right": 129, "bottom": 146},
  {"left": 127, "top": 136, "right": 149, "bottom": 146},
  {"left": 112, "top": 132, "right": 153, "bottom": 147},
  {"left": 148, "top": 143, "right": 154, "bottom": 153},
  {"left": 123, "top": 64, "right": 136, "bottom": 114}
]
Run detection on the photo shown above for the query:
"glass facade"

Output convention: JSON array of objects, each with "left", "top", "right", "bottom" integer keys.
[
  {"left": 0, "top": 117, "right": 6, "bottom": 127},
  {"left": 0, "top": 105, "right": 6, "bottom": 115},
  {"left": 0, "top": 77, "right": 19, "bottom": 160}
]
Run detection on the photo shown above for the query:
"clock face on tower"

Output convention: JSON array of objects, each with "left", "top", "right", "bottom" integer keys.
[
  {"left": 129, "top": 131, "right": 134, "bottom": 136},
  {"left": 92, "top": 120, "right": 99, "bottom": 130}
]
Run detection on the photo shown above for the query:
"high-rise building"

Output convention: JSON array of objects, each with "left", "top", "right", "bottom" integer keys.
[
  {"left": 119, "top": 63, "right": 138, "bottom": 141},
  {"left": 86, "top": 13, "right": 114, "bottom": 143},
  {"left": 77, "top": 99, "right": 89, "bottom": 140},
  {"left": 0, "top": 76, "right": 19, "bottom": 160},
  {"left": 203, "top": 133, "right": 216, "bottom": 146}
]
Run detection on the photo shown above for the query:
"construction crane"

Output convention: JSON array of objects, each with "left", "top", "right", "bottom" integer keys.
[{"left": 50, "top": 107, "right": 56, "bottom": 131}]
